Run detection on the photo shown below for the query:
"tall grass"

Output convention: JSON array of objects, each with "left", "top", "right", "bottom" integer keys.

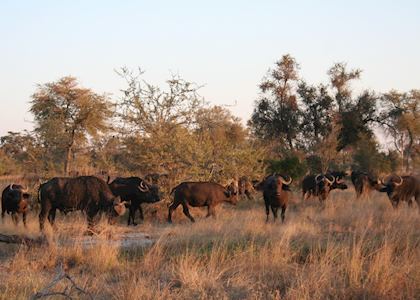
[{"left": 0, "top": 189, "right": 419, "bottom": 299}]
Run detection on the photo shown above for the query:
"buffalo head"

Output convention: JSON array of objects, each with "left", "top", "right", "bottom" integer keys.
[
  {"left": 224, "top": 181, "right": 239, "bottom": 205},
  {"left": 8, "top": 184, "right": 30, "bottom": 213},
  {"left": 137, "top": 181, "right": 161, "bottom": 203},
  {"left": 315, "top": 174, "right": 335, "bottom": 201},
  {"left": 379, "top": 175, "right": 404, "bottom": 207}
]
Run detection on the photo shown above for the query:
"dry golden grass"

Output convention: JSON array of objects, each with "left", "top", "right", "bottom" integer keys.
[{"left": 0, "top": 188, "right": 419, "bottom": 299}]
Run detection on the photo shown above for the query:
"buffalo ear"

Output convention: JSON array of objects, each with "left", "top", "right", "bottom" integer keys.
[
  {"left": 379, "top": 187, "right": 388, "bottom": 193},
  {"left": 113, "top": 196, "right": 122, "bottom": 206}
]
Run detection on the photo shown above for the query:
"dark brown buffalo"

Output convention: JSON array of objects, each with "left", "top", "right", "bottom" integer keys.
[
  {"left": 351, "top": 171, "right": 383, "bottom": 199},
  {"left": 261, "top": 174, "right": 292, "bottom": 222},
  {"left": 168, "top": 181, "right": 238, "bottom": 223},
  {"left": 302, "top": 171, "right": 348, "bottom": 202},
  {"left": 378, "top": 175, "right": 420, "bottom": 210},
  {"left": 1, "top": 184, "right": 30, "bottom": 227},
  {"left": 39, "top": 176, "right": 126, "bottom": 231},
  {"left": 108, "top": 177, "right": 161, "bottom": 226}
]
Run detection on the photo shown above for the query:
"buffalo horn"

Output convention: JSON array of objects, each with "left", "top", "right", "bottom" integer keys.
[
  {"left": 393, "top": 175, "right": 403, "bottom": 186},
  {"left": 324, "top": 175, "right": 335, "bottom": 185},
  {"left": 280, "top": 175, "right": 292, "bottom": 185},
  {"left": 138, "top": 181, "right": 149, "bottom": 192},
  {"left": 315, "top": 174, "right": 323, "bottom": 183}
]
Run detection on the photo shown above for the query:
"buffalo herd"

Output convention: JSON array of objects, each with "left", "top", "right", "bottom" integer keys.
[{"left": 1, "top": 171, "right": 419, "bottom": 231}]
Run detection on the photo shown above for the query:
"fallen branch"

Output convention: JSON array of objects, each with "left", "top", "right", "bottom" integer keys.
[
  {"left": 0, "top": 233, "right": 47, "bottom": 246},
  {"left": 30, "top": 263, "right": 93, "bottom": 300}
]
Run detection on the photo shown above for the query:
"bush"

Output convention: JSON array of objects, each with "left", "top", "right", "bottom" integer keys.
[{"left": 267, "top": 156, "right": 306, "bottom": 180}]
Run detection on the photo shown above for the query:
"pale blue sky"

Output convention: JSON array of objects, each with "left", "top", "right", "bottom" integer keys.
[{"left": 1, "top": 0, "right": 419, "bottom": 136}]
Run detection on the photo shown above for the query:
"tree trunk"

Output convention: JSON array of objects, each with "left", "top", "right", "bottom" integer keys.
[
  {"left": 404, "top": 129, "right": 414, "bottom": 172},
  {"left": 64, "top": 130, "right": 76, "bottom": 176},
  {"left": 64, "top": 146, "right": 72, "bottom": 176}
]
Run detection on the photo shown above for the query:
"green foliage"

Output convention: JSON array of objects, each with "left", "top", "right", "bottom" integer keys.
[
  {"left": 298, "top": 82, "right": 334, "bottom": 149},
  {"left": 1, "top": 58, "right": 417, "bottom": 181},
  {"left": 351, "top": 134, "right": 398, "bottom": 175},
  {"left": 337, "top": 91, "right": 378, "bottom": 151},
  {"left": 249, "top": 54, "right": 300, "bottom": 150},
  {"left": 267, "top": 156, "right": 306, "bottom": 180},
  {"left": 379, "top": 90, "right": 420, "bottom": 172},
  {"left": 305, "top": 155, "right": 322, "bottom": 174}
]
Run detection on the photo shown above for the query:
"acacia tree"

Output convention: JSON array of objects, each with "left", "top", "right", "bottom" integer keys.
[
  {"left": 380, "top": 90, "right": 420, "bottom": 171},
  {"left": 194, "top": 105, "right": 264, "bottom": 181},
  {"left": 116, "top": 68, "right": 205, "bottom": 177},
  {"left": 117, "top": 67, "right": 204, "bottom": 135},
  {"left": 249, "top": 54, "right": 300, "bottom": 151},
  {"left": 30, "top": 76, "right": 113, "bottom": 175}
]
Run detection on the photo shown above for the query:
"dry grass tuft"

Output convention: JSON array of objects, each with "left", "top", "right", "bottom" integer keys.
[{"left": 1, "top": 189, "right": 419, "bottom": 299}]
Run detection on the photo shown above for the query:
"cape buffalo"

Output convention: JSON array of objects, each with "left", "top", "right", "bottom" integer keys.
[
  {"left": 351, "top": 171, "right": 383, "bottom": 199},
  {"left": 108, "top": 177, "right": 161, "bottom": 226},
  {"left": 262, "top": 174, "right": 292, "bottom": 222},
  {"left": 378, "top": 175, "right": 420, "bottom": 210},
  {"left": 302, "top": 171, "right": 348, "bottom": 202},
  {"left": 1, "top": 184, "right": 30, "bottom": 227},
  {"left": 167, "top": 181, "right": 238, "bottom": 223},
  {"left": 39, "top": 176, "right": 126, "bottom": 231}
]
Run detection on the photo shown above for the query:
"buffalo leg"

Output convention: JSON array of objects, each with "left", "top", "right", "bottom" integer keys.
[
  {"left": 407, "top": 199, "right": 413, "bottom": 207},
  {"left": 265, "top": 201, "right": 270, "bottom": 222},
  {"left": 139, "top": 205, "right": 144, "bottom": 220},
  {"left": 22, "top": 212, "right": 27, "bottom": 228},
  {"left": 167, "top": 201, "right": 180, "bottom": 223},
  {"left": 1, "top": 207, "right": 5, "bottom": 224},
  {"left": 281, "top": 206, "right": 286, "bottom": 223},
  {"left": 181, "top": 202, "right": 195, "bottom": 222},
  {"left": 128, "top": 206, "right": 138, "bottom": 226},
  {"left": 39, "top": 204, "right": 51, "bottom": 231},
  {"left": 86, "top": 209, "right": 100, "bottom": 233},
  {"left": 271, "top": 207, "right": 278, "bottom": 221},
  {"left": 48, "top": 208, "right": 57, "bottom": 227},
  {"left": 11, "top": 213, "right": 19, "bottom": 226},
  {"left": 206, "top": 206, "right": 216, "bottom": 218}
]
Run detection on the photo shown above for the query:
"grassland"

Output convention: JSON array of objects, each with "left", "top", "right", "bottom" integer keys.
[{"left": 0, "top": 184, "right": 419, "bottom": 299}]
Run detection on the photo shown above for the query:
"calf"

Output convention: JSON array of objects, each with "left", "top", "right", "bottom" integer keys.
[
  {"left": 1, "top": 184, "right": 30, "bottom": 227},
  {"left": 168, "top": 181, "right": 238, "bottom": 223}
]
